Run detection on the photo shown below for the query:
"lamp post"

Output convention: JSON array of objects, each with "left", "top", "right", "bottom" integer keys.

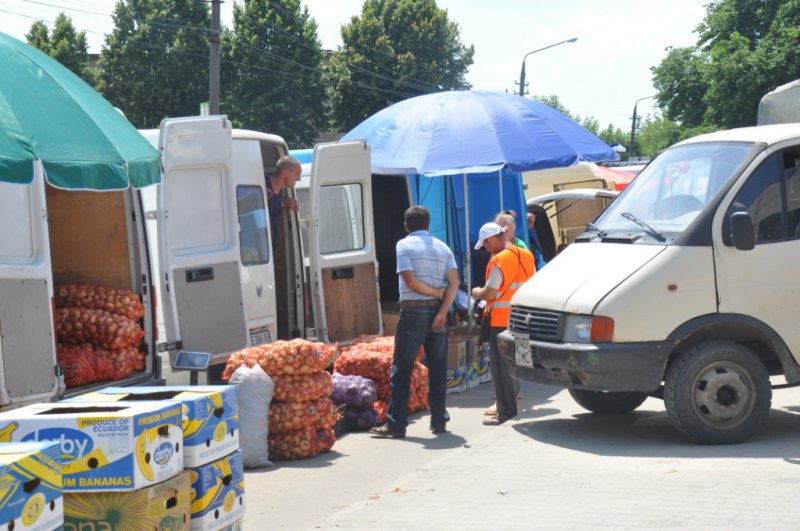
[
  {"left": 629, "top": 94, "right": 656, "bottom": 160},
  {"left": 518, "top": 38, "right": 578, "bottom": 97}
]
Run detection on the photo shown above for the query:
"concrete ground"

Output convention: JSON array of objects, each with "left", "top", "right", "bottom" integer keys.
[{"left": 239, "top": 379, "right": 800, "bottom": 530}]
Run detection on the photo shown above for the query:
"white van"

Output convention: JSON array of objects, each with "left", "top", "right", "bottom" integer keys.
[
  {"left": 141, "top": 116, "right": 382, "bottom": 382},
  {"left": 500, "top": 123, "right": 800, "bottom": 444},
  {"left": 0, "top": 115, "right": 380, "bottom": 407}
]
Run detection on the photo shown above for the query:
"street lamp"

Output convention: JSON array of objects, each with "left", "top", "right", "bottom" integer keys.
[
  {"left": 629, "top": 94, "right": 656, "bottom": 159},
  {"left": 518, "top": 38, "right": 578, "bottom": 97}
]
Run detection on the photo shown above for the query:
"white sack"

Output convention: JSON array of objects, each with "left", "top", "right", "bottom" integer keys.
[{"left": 230, "top": 364, "right": 275, "bottom": 468}]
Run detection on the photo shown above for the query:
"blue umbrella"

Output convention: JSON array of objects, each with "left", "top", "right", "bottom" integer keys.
[
  {"left": 342, "top": 89, "right": 618, "bottom": 175},
  {"left": 343, "top": 90, "right": 618, "bottom": 320}
]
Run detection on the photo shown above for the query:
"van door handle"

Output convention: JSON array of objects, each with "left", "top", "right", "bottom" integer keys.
[
  {"left": 332, "top": 267, "right": 354, "bottom": 280},
  {"left": 186, "top": 267, "right": 214, "bottom": 283},
  {"left": 256, "top": 282, "right": 263, "bottom": 297}
]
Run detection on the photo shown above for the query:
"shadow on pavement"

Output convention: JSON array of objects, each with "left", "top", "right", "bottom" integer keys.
[{"left": 511, "top": 406, "right": 800, "bottom": 459}]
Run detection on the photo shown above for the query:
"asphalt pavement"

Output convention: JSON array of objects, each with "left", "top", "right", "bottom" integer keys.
[{"left": 241, "top": 378, "right": 800, "bottom": 530}]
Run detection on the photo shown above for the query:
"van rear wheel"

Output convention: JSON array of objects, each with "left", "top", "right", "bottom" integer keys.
[
  {"left": 568, "top": 389, "right": 648, "bottom": 414},
  {"left": 664, "top": 341, "right": 771, "bottom": 444}
]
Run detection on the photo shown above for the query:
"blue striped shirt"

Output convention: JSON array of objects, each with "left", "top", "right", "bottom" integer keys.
[{"left": 396, "top": 230, "right": 457, "bottom": 301}]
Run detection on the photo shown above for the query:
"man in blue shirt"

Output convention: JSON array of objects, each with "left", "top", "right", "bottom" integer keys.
[{"left": 371, "top": 206, "right": 459, "bottom": 438}]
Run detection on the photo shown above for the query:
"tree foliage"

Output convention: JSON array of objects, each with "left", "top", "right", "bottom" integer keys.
[
  {"left": 223, "top": 0, "right": 326, "bottom": 146},
  {"left": 98, "top": 0, "right": 210, "bottom": 128},
  {"left": 326, "top": 0, "right": 474, "bottom": 131},
  {"left": 652, "top": 0, "right": 800, "bottom": 130},
  {"left": 26, "top": 13, "right": 97, "bottom": 85}
]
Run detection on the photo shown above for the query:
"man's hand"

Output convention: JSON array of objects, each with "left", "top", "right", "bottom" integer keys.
[
  {"left": 435, "top": 287, "right": 446, "bottom": 300},
  {"left": 282, "top": 197, "right": 299, "bottom": 211},
  {"left": 432, "top": 311, "right": 447, "bottom": 332}
]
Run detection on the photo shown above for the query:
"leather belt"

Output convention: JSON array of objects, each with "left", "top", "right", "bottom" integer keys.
[{"left": 398, "top": 299, "right": 439, "bottom": 308}]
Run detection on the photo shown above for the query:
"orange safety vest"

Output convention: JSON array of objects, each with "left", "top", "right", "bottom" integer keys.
[{"left": 484, "top": 245, "right": 535, "bottom": 327}]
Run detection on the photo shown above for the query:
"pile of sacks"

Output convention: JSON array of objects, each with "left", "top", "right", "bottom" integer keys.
[
  {"left": 223, "top": 339, "right": 338, "bottom": 460},
  {"left": 333, "top": 335, "right": 429, "bottom": 415}
]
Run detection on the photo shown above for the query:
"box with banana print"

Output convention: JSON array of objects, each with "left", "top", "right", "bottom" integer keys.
[
  {"left": 0, "top": 442, "right": 63, "bottom": 531},
  {"left": 64, "top": 470, "right": 191, "bottom": 530},
  {"left": 69, "top": 386, "right": 239, "bottom": 468},
  {"left": 0, "top": 402, "right": 183, "bottom": 492},
  {"left": 189, "top": 449, "right": 245, "bottom": 531}
]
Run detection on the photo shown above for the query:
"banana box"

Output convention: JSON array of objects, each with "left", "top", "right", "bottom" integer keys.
[
  {"left": 189, "top": 449, "right": 245, "bottom": 531},
  {"left": 0, "top": 442, "right": 62, "bottom": 531},
  {"left": 69, "top": 386, "right": 239, "bottom": 468},
  {"left": 64, "top": 470, "right": 191, "bottom": 530},
  {"left": 0, "top": 401, "right": 183, "bottom": 492},
  {"left": 446, "top": 365, "right": 468, "bottom": 394}
]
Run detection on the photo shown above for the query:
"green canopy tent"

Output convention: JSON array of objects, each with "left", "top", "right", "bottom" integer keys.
[{"left": 0, "top": 32, "right": 160, "bottom": 190}]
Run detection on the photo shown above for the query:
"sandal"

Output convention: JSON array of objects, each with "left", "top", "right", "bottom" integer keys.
[
  {"left": 482, "top": 416, "right": 505, "bottom": 426},
  {"left": 483, "top": 406, "right": 498, "bottom": 416}
]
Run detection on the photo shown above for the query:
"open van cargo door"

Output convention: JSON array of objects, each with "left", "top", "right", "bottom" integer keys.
[
  {"left": 157, "top": 116, "right": 247, "bottom": 366},
  {"left": 0, "top": 164, "right": 59, "bottom": 405},
  {"left": 309, "top": 141, "right": 382, "bottom": 343}
]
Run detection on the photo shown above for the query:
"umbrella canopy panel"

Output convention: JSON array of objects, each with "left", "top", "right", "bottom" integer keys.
[
  {"left": 0, "top": 32, "right": 160, "bottom": 190},
  {"left": 343, "top": 89, "right": 618, "bottom": 176}
]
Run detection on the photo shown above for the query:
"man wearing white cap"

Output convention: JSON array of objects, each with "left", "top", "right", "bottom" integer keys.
[{"left": 472, "top": 222, "right": 535, "bottom": 425}]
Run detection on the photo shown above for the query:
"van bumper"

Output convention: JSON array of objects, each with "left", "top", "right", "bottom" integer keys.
[{"left": 496, "top": 330, "right": 672, "bottom": 392}]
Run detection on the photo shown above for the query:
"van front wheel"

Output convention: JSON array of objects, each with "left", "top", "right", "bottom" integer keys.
[
  {"left": 568, "top": 389, "right": 648, "bottom": 414},
  {"left": 665, "top": 341, "right": 771, "bottom": 444}
]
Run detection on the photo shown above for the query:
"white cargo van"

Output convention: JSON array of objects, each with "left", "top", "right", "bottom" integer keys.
[
  {"left": 0, "top": 115, "right": 380, "bottom": 406},
  {"left": 141, "top": 116, "right": 382, "bottom": 382},
  {"left": 500, "top": 123, "right": 800, "bottom": 444}
]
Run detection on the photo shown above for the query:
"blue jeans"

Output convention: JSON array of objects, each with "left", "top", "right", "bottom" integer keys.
[{"left": 387, "top": 306, "right": 449, "bottom": 433}]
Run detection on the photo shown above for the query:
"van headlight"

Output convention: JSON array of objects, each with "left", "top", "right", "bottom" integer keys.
[{"left": 562, "top": 315, "right": 614, "bottom": 343}]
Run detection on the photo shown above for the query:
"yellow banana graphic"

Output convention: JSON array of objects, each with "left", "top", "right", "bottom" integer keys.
[
  {"left": 0, "top": 422, "right": 19, "bottom": 443},
  {"left": 191, "top": 458, "right": 233, "bottom": 514},
  {"left": 62, "top": 448, "right": 109, "bottom": 475},
  {"left": 135, "top": 432, "right": 154, "bottom": 481}
]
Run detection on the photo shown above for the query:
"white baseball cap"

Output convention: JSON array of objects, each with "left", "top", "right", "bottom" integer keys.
[{"left": 474, "top": 222, "right": 506, "bottom": 250}]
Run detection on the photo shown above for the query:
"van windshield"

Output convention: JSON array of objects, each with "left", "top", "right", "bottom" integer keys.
[{"left": 592, "top": 142, "right": 755, "bottom": 242}]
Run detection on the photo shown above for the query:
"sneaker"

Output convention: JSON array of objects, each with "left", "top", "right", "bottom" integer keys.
[
  {"left": 370, "top": 425, "right": 406, "bottom": 438},
  {"left": 430, "top": 424, "right": 447, "bottom": 434}
]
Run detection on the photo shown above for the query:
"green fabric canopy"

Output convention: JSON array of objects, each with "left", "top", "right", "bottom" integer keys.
[{"left": 0, "top": 32, "right": 160, "bottom": 190}]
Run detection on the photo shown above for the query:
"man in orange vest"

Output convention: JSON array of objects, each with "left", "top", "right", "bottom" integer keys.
[{"left": 472, "top": 222, "right": 535, "bottom": 425}]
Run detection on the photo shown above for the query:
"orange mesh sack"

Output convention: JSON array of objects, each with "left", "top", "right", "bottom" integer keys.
[
  {"left": 272, "top": 372, "right": 333, "bottom": 402},
  {"left": 269, "top": 426, "right": 336, "bottom": 460},
  {"left": 268, "top": 398, "right": 337, "bottom": 434}
]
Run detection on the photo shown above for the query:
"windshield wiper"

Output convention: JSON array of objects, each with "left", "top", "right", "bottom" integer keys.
[
  {"left": 621, "top": 212, "right": 666, "bottom": 242},
  {"left": 585, "top": 222, "right": 607, "bottom": 239}
]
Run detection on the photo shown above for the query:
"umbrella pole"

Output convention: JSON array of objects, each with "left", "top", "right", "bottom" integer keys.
[
  {"left": 464, "top": 172, "right": 473, "bottom": 328},
  {"left": 498, "top": 169, "right": 504, "bottom": 212}
]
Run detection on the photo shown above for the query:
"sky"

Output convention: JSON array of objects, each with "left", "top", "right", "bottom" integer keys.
[{"left": 0, "top": 0, "right": 710, "bottom": 134}]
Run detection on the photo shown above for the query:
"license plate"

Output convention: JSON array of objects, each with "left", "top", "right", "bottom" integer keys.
[{"left": 513, "top": 333, "right": 533, "bottom": 368}]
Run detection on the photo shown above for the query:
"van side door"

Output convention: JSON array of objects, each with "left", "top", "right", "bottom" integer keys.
[
  {"left": 308, "top": 141, "right": 381, "bottom": 342},
  {"left": 158, "top": 117, "right": 248, "bottom": 366}
]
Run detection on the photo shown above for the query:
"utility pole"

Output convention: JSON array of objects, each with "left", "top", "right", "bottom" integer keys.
[{"left": 209, "top": 0, "right": 222, "bottom": 115}]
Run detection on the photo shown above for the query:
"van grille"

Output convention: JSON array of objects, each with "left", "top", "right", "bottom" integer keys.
[{"left": 508, "top": 307, "right": 562, "bottom": 341}]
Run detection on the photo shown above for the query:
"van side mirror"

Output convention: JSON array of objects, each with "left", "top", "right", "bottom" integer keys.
[{"left": 730, "top": 211, "right": 755, "bottom": 251}]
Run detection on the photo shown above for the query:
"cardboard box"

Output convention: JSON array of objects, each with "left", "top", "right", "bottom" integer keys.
[
  {"left": 64, "top": 470, "right": 191, "bottom": 530},
  {"left": 0, "top": 401, "right": 183, "bottom": 492},
  {"left": 447, "top": 339, "right": 467, "bottom": 369},
  {"left": 0, "top": 442, "right": 63, "bottom": 531},
  {"left": 190, "top": 449, "right": 245, "bottom": 531},
  {"left": 446, "top": 365, "right": 468, "bottom": 394},
  {"left": 68, "top": 386, "right": 239, "bottom": 468}
]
